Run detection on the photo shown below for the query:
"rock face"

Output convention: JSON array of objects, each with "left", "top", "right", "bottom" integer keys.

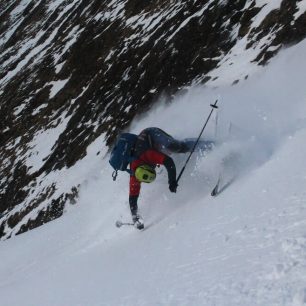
[{"left": 0, "top": 0, "right": 305, "bottom": 239}]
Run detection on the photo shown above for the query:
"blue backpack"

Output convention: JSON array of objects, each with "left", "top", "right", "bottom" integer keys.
[{"left": 109, "top": 133, "right": 138, "bottom": 180}]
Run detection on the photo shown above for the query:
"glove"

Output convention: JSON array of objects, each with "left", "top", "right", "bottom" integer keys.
[{"left": 169, "top": 181, "right": 178, "bottom": 193}]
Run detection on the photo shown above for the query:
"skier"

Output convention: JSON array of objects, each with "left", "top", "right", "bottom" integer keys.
[{"left": 128, "top": 127, "right": 213, "bottom": 229}]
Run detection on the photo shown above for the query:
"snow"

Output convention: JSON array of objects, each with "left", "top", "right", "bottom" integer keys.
[
  {"left": 0, "top": 30, "right": 46, "bottom": 82},
  {"left": 103, "top": 0, "right": 126, "bottom": 22},
  {"left": 191, "top": 0, "right": 289, "bottom": 87},
  {"left": 252, "top": 0, "right": 282, "bottom": 28},
  {"left": 0, "top": 35, "right": 306, "bottom": 306},
  {"left": 13, "top": 103, "right": 27, "bottom": 116},
  {"left": 2, "top": 0, "right": 306, "bottom": 303},
  {"left": 294, "top": 1, "right": 306, "bottom": 20},
  {"left": 53, "top": 25, "right": 84, "bottom": 66},
  {"left": 124, "top": 105, "right": 132, "bottom": 113},
  {"left": 25, "top": 112, "right": 72, "bottom": 174},
  {"left": 204, "top": 29, "right": 279, "bottom": 86},
  {"left": 166, "top": 1, "right": 213, "bottom": 43},
  {"left": 46, "top": 0, "right": 66, "bottom": 14},
  {"left": 55, "top": 61, "right": 66, "bottom": 74},
  {"left": 0, "top": 0, "right": 80, "bottom": 88},
  {"left": 48, "top": 78, "right": 70, "bottom": 98},
  {"left": 0, "top": 0, "right": 43, "bottom": 48}
]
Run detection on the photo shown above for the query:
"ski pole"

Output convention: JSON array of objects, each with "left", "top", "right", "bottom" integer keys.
[{"left": 176, "top": 99, "right": 219, "bottom": 184}]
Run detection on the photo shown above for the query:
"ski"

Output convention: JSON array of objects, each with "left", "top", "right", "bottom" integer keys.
[
  {"left": 211, "top": 119, "right": 243, "bottom": 196},
  {"left": 211, "top": 175, "right": 221, "bottom": 196},
  {"left": 211, "top": 175, "right": 236, "bottom": 196},
  {"left": 211, "top": 152, "right": 241, "bottom": 196}
]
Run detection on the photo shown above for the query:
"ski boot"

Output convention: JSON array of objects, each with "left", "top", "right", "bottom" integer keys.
[{"left": 132, "top": 214, "right": 144, "bottom": 230}]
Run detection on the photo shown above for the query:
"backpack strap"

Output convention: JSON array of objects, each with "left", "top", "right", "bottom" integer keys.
[
  {"left": 113, "top": 158, "right": 136, "bottom": 180},
  {"left": 126, "top": 156, "right": 137, "bottom": 176}
]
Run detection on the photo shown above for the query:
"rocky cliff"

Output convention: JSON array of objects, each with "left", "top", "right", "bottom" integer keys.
[{"left": 0, "top": 0, "right": 305, "bottom": 239}]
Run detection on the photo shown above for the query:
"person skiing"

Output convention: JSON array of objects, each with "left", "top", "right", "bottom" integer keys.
[{"left": 128, "top": 127, "right": 213, "bottom": 229}]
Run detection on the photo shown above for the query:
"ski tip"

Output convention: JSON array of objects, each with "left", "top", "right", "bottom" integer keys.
[
  {"left": 211, "top": 186, "right": 219, "bottom": 197},
  {"left": 211, "top": 191, "right": 218, "bottom": 197}
]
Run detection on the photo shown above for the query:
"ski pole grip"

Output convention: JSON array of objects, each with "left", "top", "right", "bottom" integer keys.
[{"left": 210, "top": 99, "right": 218, "bottom": 109}]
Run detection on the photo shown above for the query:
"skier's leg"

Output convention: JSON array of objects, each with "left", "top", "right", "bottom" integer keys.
[
  {"left": 145, "top": 128, "right": 214, "bottom": 154},
  {"left": 182, "top": 138, "right": 215, "bottom": 152},
  {"left": 152, "top": 129, "right": 215, "bottom": 153},
  {"left": 148, "top": 128, "right": 186, "bottom": 153},
  {"left": 134, "top": 127, "right": 182, "bottom": 156}
]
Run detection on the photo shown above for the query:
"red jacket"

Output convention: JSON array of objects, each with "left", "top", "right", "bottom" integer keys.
[{"left": 129, "top": 149, "right": 166, "bottom": 196}]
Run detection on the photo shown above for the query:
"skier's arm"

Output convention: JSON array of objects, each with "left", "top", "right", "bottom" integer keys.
[
  {"left": 163, "top": 156, "right": 178, "bottom": 192},
  {"left": 142, "top": 150, "right": 178, "bottom": 192}
]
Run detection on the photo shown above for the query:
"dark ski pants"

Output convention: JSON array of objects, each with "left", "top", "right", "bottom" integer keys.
[{"left": 143, "top": 127, "right": 214, "bottom": 154}]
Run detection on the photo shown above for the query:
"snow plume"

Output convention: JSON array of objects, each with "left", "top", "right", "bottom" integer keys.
[{"left": 129, "top": 40, "right": 306, "bottom": 202}]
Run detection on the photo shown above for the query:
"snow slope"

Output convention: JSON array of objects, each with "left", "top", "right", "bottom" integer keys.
[{"left": 0, "top": 40, "right": 306, "bottom": 306}]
